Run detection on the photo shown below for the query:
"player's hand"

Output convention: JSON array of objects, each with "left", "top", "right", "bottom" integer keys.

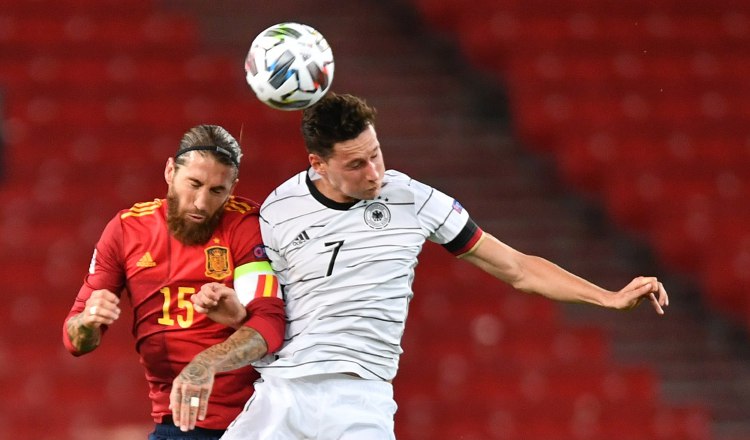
[
  {"left": 82, "top": 289, "right": 121, "bottom": 328},
  {"left": 610, "top": 276, "right": 669, "bottom": 315},
  {"left": 170, "top": 361, "right": 215, "bottom": 432},
  {"left": 193, "top": 282, "right": 247, "bottom": 328}
]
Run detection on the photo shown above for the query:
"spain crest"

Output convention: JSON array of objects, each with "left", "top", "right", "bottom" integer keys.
[{"left": 205, "top": 246, "right": 231, "bottom": 280}]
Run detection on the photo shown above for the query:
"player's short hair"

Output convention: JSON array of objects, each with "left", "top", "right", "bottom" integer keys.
[
  {"left": 301, "top": 93, "right": 377, "bottom": 159},
  {"left": 175, "top": 125, "right": 242, "bottom": 177}
]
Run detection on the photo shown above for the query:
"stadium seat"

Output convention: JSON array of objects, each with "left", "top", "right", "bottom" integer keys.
[{"left": 402, "top": 0, "right": 736, "bottom": 436}]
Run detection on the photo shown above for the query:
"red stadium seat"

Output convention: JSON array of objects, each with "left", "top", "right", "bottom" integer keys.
[{"left": 406, "top": 0, "right": 750, "bottom": 333}]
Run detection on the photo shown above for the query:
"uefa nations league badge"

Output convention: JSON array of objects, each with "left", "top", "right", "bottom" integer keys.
[{"left": 364, "top": 202, "right": 391, "bottom": 229}]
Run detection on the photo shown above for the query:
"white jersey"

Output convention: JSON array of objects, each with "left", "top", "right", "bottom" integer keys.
[{"left": 256, "top": 169, "right": 483, "bottom": 381}]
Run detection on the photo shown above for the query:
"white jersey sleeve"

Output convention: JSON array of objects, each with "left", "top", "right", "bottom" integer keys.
[{"left": 409, "top": 177, "right": 474, "bottom": 246}]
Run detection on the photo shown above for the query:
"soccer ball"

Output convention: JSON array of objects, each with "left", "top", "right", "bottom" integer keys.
[{"left": 245, "top": 22, "right": 335, "bottom": 111}]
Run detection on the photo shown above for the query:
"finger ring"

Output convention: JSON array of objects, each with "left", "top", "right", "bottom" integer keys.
[
  {"left": 190, "top": 396, "right": 200, "bottom": 408},
  {"left": 89, "top": 306, "right": 98, "bottom": 316}
]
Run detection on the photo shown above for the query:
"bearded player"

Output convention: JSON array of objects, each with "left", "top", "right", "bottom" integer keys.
[{"left": 62, "top": 124, "right": 285, "bottom": 440}]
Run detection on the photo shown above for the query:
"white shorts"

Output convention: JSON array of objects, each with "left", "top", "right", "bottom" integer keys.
[{"left": 222, "top": 373, "right": 397, "bottom": 440}]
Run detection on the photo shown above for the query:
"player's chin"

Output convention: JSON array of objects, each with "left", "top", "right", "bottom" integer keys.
[{"left": 360, "top": 187, "right": 382, "bottom": 200}]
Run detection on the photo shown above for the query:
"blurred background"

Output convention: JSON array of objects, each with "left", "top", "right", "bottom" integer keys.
[{"left": 1, "top": 0, "right": 749, "bottom": 438}]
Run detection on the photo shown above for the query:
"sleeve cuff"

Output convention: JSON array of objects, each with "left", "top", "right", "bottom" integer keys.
[{"left": 243, "top": 297, "right": 286, "bottom": 354}]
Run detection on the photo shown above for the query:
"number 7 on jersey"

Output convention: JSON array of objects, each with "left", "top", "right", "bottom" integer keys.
[{"left": 324, "top": 240, "right": 344, "bottom": 277}]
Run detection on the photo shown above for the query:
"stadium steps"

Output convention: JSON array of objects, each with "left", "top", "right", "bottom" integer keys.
[
  {"left": 400, "top": 0, "right": 750, "bottom": 439},
  {"left": 403, "top": 0, "right": 750, "bottom": 438},
  {"left": 438, "top": 0, "right": 750, "bottom": 329}
]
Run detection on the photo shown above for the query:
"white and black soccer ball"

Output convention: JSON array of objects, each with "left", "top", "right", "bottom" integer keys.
[{"left": 245, "top": 22, "right": 335, "bottom": 111}]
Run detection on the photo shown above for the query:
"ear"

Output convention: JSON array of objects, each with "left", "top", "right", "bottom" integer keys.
[
  {"left": 165, "top": 157, "right": 176, "bottom": 185},
  {"left": 309, "top": 153, "right": 326, "bottom": 176}
]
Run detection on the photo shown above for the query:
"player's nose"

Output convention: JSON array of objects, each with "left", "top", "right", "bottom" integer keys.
[
  {"left": 193, "top": 190, "right": 210, "bottom": 212},
  {"left": 365, "top": 161, "right": 380, "bottom": 181}
]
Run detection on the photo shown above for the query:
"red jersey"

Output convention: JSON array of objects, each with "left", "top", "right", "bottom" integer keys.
[{"left": 62, "top": 196, "right": 285, "bottom": 429}]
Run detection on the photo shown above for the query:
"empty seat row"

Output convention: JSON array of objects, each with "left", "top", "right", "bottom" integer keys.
[
  {"left": 396, "top": 394, "right": 709, "bottom": 440},
  {"left": 0, "top": 14, "right": 196, "bottom": 48},
  {"left": 505, "top": 52, "right": 750, "bottom": 83},
  {"left": 411, "top": 0, "right": 750, "bottom": 32},
  {"left": 0, "top": 54, "right": 243, "bottom": 93}
]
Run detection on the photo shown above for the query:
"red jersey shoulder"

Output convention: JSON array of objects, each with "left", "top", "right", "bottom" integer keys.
[
  {"left": 220, "top": 196, "right": 265, "bottom": 261},
  {"left": 119, "top": 199, "right": 164, "bottom": 222},
  {"left": 224, "top": 196, "right": 260, "bottom": 215},
  {"left": 222, "top": 196, "right": 261, "bottom": 224}
]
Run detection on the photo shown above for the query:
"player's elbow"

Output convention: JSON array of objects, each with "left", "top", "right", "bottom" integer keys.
[
  {"left": 67, "top": 347, "right": 88, "bottom": 357},
  {"left": 62, "top": 336, "right": 94, "bottom": 357},
  {"left": 506, "top": 254, "right": 537, "bottom": 294}
]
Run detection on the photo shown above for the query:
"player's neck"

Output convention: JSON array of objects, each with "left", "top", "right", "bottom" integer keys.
[
  {"left": 315, "top": 179, "right": 356, "bottom": 203},
  {"left": 306, "top": 171, "right": 358, "bottom": 210}
]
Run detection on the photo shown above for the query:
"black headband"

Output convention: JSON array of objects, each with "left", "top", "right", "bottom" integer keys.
[{"left": 175, "top": 145, "right": 239, "bottom": 167}]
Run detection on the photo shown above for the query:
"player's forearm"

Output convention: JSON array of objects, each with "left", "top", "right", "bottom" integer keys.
[
  {"left": 65, "top": 313, "right": 102, "bottom": 354},
  {"left": 184, "top": 326, "right": 268, "bottom": 378},
  {"left": 513, "top": 254, "right": 611, "bottom": 306},
  {"left": 463, "top": 233, "right": 612, "bottom": 307}
]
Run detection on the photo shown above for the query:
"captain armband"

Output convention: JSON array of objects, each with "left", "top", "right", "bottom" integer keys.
[{"left": 234, "top": 261, "right": 282, "bottom": 306}]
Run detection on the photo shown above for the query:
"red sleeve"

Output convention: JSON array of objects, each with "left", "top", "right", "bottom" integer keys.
[
  {"left": 244, "top": 297, "right": 285, "bottom": 353},
  {"left": 229, "top": 203, "right": 286, "bottom": 354},
  {"left": 62, "top": 214, "right": 126, "bottom": 355}
]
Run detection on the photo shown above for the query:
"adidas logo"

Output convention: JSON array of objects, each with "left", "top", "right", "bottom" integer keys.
[
  {"left": 291, "top": 231, "right": 310, "bottom": 247},
  {"left": 136, "top": 252, "right": 157, "bottom": 268}
]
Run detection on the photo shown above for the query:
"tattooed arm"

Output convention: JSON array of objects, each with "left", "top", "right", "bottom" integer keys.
[{"left": 170, "top": 326, "right": 269, "bottom": 432}]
